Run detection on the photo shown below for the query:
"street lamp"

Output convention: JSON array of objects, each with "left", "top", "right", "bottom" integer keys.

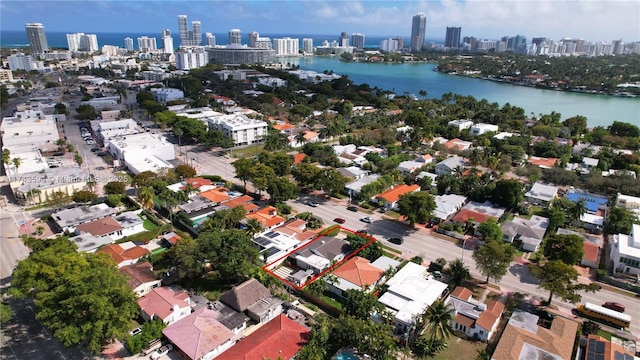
[{"left": 461, "top": 237, "right": 468, "bottom": 263}]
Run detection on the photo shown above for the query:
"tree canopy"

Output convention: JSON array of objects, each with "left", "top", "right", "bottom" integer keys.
[
  {"left": 530, "top": 260, "right": 599, "bottom": 304},
  {"left": 396, "top": 191, "right": 436, "bottom": 226},
  {"left": 472, "top": 240, "right": 514, "bottom": 284},
  {"left": 543, "top": 234, "right": 584, "bottom": 265}
]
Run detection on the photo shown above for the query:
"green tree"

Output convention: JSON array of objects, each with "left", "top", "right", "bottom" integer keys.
[
  {"left": 472, "top": 240, "right": 514, "bottom": 284},
  {"left": 291, "top": 163, "right": 321, "bottom": 190},
  {"left": 396, "top": 191, "right": 436, "bottom": 226},
  {"left": 543, "top": 234, "right": 584, "bottom": 265},
  {"left": 138, "top": 186, "right": 155, "bottom": 210},
  {"left": 11, "top": 157, "right": 21, "bottom": 173},
  {"left": 72, "top": 190, "right": 97, "bottom": 203},
  {"left": 197, "top": 228, "right": 261, "bottom": 283},
  {"left": 244, "top": 218, "right": 263, "bottom": 238},
  {"left": 231, "top": 157, "right": 255, "bottom": 191},
  {"left": 346, "top": 233, "right": 383, "bottom": 261},
  {"left": 104, "top": 181, "right": 126, "bottom": 195},
  {"left": 445, "top": 258, "right": 471, "bottom": 288},
  {"left": 105, "top": 194, "right": 122, "bottom": 207},
  {"left": 530, "top": 260, "right": 599, "bottom": 305},
  {"left": 2, "top": 149, "right": 10, "bottom": 167},
  {"left": 477, "top": 218, "right": 503, "bottom": 242},
  {"left": 563, "top": 116, "right": 588, "bottom": 137},
  {"left": 547, "top": 208, "right": 566, "bottom": 232},
  {"left": 131, "top": 171, "right": 156, "bottom": 189},
  {"left": 249, "top": 163, "right": 276, "bottom": 195},
  {"left": 174, "top": 164, "right": 196, "bottom": 179},
  {"left": 306, "top": 279, "right": 328, "bottom": 298},
  {"left": 266, "top": 177, "right": 299, "bottom": 204},
  {"left": 343, "top": 289, "right": 383, "bottom": 320},
  {"left": 492, "top": 179, "right": 523, "bottom": 209},
  {"left": 423, "top": 299, "right": 453, "bottom": 341},
  {"left": 0, "top": 300, "right": 14, "bottom": 323},
  {"left": 10, "top": 238, "right": 138, "bottom": 354},
  {"left": 316, "top": 168, "right": 349, "bottom": 197},
  {"left": 606, "top": 207, "right": 638, "bottom": 235},
  {"left": 569, "top": 198, "right": 587, "bottom": 227}
]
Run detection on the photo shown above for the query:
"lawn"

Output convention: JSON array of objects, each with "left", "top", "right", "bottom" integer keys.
[
  {"left": 229, "top": 144, "right": 264, "bottom": 158},
  {"left": 597, "top": 329, "right": 614, "bottom": 341},
  {"left": 433, "top": 335, "right": 487, "bottom": 360},
  {"left": 141, "top": 217, "right": 159, "bottom": 230}
]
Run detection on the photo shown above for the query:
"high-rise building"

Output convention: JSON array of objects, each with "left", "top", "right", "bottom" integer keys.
[
  {"left": 178, "top": 15, "right": 189, "bottom": 46},
  {"left": 302, "top": 38, "right": 314, "bottom": 53},
  {"left": 410, "top": 13, "right": 426, "bottom": 52},
  {"left": 206, "top": 33, "right": 216, "bottom": 47},
  {"left": 273, "top": 37, "right": 299, "bottom": 55},
  {"left": 25, "top": 23, "right": 49, "bottom": 54},
  {"left": 192, "top": 21, "right": 202, "bottom": 46},
  {"left": 162, "top": 30, "right": 174, "bottom": 54},
  {"left": 124, "top": 37, "right": 134, "bottom": 51},
  {"left": 229, "top": 29, "right": 242, "bottom": 45},
  {"left": 66, "top": 33, "right": 98, "bottom": 52},
  {"left": 394, "top": 36, "right": 405, "bottom": 49},
  {"left": 613, "top": 39, "right": 625, "bottom": 54},
  {"left": 249, "top": 32, "right": 259, "bottom": 48},
  {"left": 445, "top": 27, "right": 461, "bottom": 49},
  {"left": 380, "top": 38, "right": 400, "bottom": 52},
  {"left": 66, "top": 33, "right": 82, "bottom": 52},
  {"left": 137, "top": 36, "right": 157, "bottom": 52},
  {"left": 175, "top": 47, "right": 209, "bottom": 70},
  {"left": 340, "top": 32, "right": 349, "bottom": 47},
  {"left": 8, "top": 53, "right": 35, "bottom": 71},
  {"left": 351, "top": 33, "right": 365, "bottom": 49},
  {"left": 248, "top": 32, "right": 272, "bottom": 49}
]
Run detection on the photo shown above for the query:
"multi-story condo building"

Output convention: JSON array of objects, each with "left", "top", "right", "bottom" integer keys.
[
  {"left": 177, "top": 15, "right": 201, "bottom": 46},
  {"left": 205, "top": 32, "right": 216, "bottom": 47},
  {"left": 249, "top": 32, "right": 272, "bottom": 49},
  {"left": 351, "top": 33, "right": 365, "bottom": 49},
  {"left": 207, "top": 47, "right": 275, "bottom": 65},
  {"left": 302, "top": 38, "right": 314, "bottom": 53},
  {"left": 25, "top": 23, "right": 49, "bottom": 54},
  {"left": 124, "top": 37, "right": 134, "bottom": 51},
  {"left": 174, "top": 47, "right": 209, "bottom": 70},
  {"left": 380, "top": 38, "right": 400, "bottom": 52},
  {"left": 207, "top": 113, "right": 268, "bottom": 146},
  {"left": 340, "top": 32, "right": 349, "bottom": 47},
  {"left": 177, "top": 15, "right": 189, "bottom": 46},
  {"left": 67, "top": 33, "right": 98, "bottom": 52},
  {"left": 7, "top": 53, "right": 35, "bottom": 71},
  {"left": 229, "top": 29, "right": 242, "bottom": 45},
  {"left": 273, "top": 37, "right": 298, "bottom": 55},
  {"left": 445, "top": 27, "right": 461, "bottom": 49},
  {"left": 137, "top": 36, "right": 157, "bottom": 52},
  {"left": 410, "top": 13, "right": 426, "bottom": 51},
  {"left": 162, "top": 29, "right": 174, "bottom": 54},
  {"left": 191, "top": 21, "right": 202, "bottom": 46}
]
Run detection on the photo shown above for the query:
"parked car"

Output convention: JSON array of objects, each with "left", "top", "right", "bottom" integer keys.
[
  {"left": 86, "top": 140, "right": 95, "bottom": 145},
  {"left": 90, "top": 147, "right": 100, "bottom": 152},
  {"left": 129, "top": 327, "right": 142, "bottom": 337},
  {"left": 602, "top": 302, "right": 625, "bottom": 312},
  {"left": 333, "top": 218, "right": 346, "bottom": 224},
  {"left": 346, "top": 206, "right": 358, "bottom": 212},
  {"left": 307, "top": 201, "right": 319, "bottom": 207},
  {"left": 360, "top": 216, "right": 374, "bottom": 223},
  {"left": 389, "top": 237, "right": 403, "bottom": 244},
  {"left": 150, "top": 344, "right": 173, "bottom": 359}
]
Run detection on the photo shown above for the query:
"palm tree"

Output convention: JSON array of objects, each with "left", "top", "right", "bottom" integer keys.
[
  {"left": 2, "top": 149, "right": 10, "bottom": 166},
  {"left": 446, "top": 258, "right": 471, "bottom": 288},
  {"left": 174, "top": 127, "right": 184, "bottom": 155},
  {"left": 244, "top": 218, "right": 264, "bottom": 238},
  {"left": 423, "top": 299, "right": 453, "bottom": 342},
  {"left": 306, "top": 279, "right": 328, "bottom": 297},
  {"left": 182, "top": 183, "right": 199, "bottom": 196},
  {"left": 11, "top": 157, "right": 21, "bottom": 174},
  {"left": 294, "top": 131, "right": 307, "bottom": 147},
  {"left": 570, "top": 198, "right": 587, "bottom": 227},
  {"left": 55, "top": 138, "right": 66, "bottom": 151},
  {"left": 138, "top": 186, "right": 155, "bottom": 210}
]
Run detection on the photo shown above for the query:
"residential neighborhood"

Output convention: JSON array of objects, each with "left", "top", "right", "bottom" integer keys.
[{"left": 2, "top": 43, "right": 640, "bottom": 360}]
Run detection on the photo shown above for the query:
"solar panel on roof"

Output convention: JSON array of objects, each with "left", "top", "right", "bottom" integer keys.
[
  {"left": 254, "top": 237, "right": 271, "bottom": 247},
  {"left": 265, "top": 231, "right": 279, "bottom": 239}
]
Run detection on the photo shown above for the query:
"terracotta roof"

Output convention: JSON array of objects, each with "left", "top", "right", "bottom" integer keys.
[
  {"left": 292, "top": 153, "right": 306, "bottom": 165},
  {"left": 585, "top": 334, "right": 636, "bottom": 360},
  {"left": 216, "top": 314, "right": 309, "bottom": 360},
  {"left": 527, "top": 156, "right": 559, "bottom": 169},
  {"left": 200, "top": 188, "right": 231, "bottom": 203},
  {"left": 76, "top": 216, "right": 123, "bottom": 237},
  {"left": 375, "top": 184, "right": 421, "bottom": 203},
  {"left": 163, "top": 307, "right": 235, "bottom": 360},
  {"left": 450, "top": 286, "right": 473, "bottom": 301},
  {"left": 582, "top": 242, "right": 600, "bottom": 263},
  {"left": 162, "top": 232, "right": 183, "bottom": 246},
  {"left": 454, "top": 313, "right": 476, "bottom": 328},
  {"left": 451, "top": 209, "right": 493, "bottom": 224},
  {"left": 245, "top": 206, "right": 285, "bottom": 228},
  {"left": 137, "top": 287, "right": 191, "bottom": 322},
  {"left": 444, "top": 138, "right": 470, "bottom": 150},
  {"left": 492, "top": 313, "right": 579, "bottom": 360},
  {"left": 476, "top": 300, "right": 504, "bottom": 330},
  {"left": 331, "top": 256, "right": 385, "bottom": 288},
  {"left": 97, "top": 243, "right": 150, "bottom": 265},
  {"left": 185, "top": 177, "right": 213, "bottom": 189},
  {"left": 221, "top": 195, "right": 256, "bottom": 213},
  {"left": 219, "top": 278, "right": 271, "bottom": 312},
  {"left": 119, "top": 262, "right": 159, "bottom": 290},
  {"left": 273, "top": 123, "right": 295, "bottom": 131},
  {"left": 303, "top": 131, "right": 318, "bottom": 140}
]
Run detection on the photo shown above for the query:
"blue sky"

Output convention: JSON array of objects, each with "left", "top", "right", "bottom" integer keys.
[{"left": 1, "top": 0, "right": 638, "bottom": 42}]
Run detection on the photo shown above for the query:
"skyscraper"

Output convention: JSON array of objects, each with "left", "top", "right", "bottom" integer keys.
[
  {"left": 351, "top": 33, "right": 365, "bottom": 49},
  {"left": 340, "top": 32, "right": 349, "bottom": 47},
  {"left": 445, "top": 27, "right": 461, "bottom": 49},
  {"left": 178, "top": 15, "right": 189, "bottom": 46},
  {"left": 124, "top": 37, "right": 134, "bottom": 52},
  {"left": 162, "top": 29, "right": 174, "bottom": 54},
  {"left": 410, "top": 13, "right": 426, "bottom": 52},
  {"left": 137, "top": 36, "right": 157, "bottom": 52},
  {"left": 25, "top": 23, "right": 49, "bottom": 54},
  {"left": 191, "top": 21, "right": 202, "bottom": 46},
  {"left": 229, "top": 29, "right": 242, "bottom": 45},
  {"left": 205, "top": 33, "right": 216, "bottom": 47},
  {"left": 302, "top": 38, "right": 314, "bottom": 53}
]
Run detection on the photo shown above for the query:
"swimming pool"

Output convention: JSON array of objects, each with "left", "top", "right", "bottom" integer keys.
[{"left": 333, "top": 349, "right": 359, "bottom": 360}]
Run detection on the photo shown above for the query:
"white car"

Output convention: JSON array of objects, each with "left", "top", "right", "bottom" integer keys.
[
  {"left": 86, "top": 140, "right": 95, "bottom": 145},
  {"left": 360, "top": 216, "right": 374, "bottom": 223},
  {"left": 150, "top": 344, "right": 173, "bottom": 359},
  {"left": 307, "top": 201, "right": 319, "bottom": 207}
]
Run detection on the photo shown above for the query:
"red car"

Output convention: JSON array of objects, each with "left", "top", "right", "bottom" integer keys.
[
  {"left": 333, "top": 218, "right": 346, "bottom": 224},
  {"left": 602, "top": 302, "right": 625, "bottom": 312}
]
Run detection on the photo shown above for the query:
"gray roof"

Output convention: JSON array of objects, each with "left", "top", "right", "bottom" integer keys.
[
  {"left": 436, "top": 156, "right": 465, "bottom": 171},
  {"left": 247, "top": 296, "right": 283, "bottom": 319},
  {"left": 208, "top": 301, "right": 249, "bottom": 331},
  {"left": 295, "top": 236, "right": 352, "bottom": 261},
  {"left": 501, "top": 215, "right": 549, "bottom": 240},
  {"left": 370, "top": 256, "right": 401, "bottom": 271},
  {"left": 219, "top": 278, "right": 271, "bottom": 312},
  {"left": 53, "top": 203, "right": 115, "bottom": 229},
  {"left": 69, "top": 232, "right": 115, "bottom": 253},
  {"left": 114, "top": 210, "right": 143, "bottom": 228}
]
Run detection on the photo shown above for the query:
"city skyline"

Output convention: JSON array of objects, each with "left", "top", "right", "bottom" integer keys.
[{"left": 1, "top": 1, "right": 638, "bottom": 43}]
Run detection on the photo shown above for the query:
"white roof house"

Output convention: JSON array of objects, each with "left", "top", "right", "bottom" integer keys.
[
  {"left": 106, "top": 133, "right": 175, "bottom": 175},
  {"left": 52, "top": 203, "right": 115, "bottom": 233},
  {"left": 616, "top": 193, "right": 640, "bottom": 216},
  {"left": 525, "top": 183, "right": 559, "bottom": 206},
  {"left": 96, "top": 118, "right": 141, "bottom": 141},
  {"left": 435, "top": 155, "right": 465, "bottom": 175},
  {"left": 433, "top": 194, "right": 467, "bottom": 220},
  {"left": 345, "top": 174, "right": 381, "bottom": 195},
  {"left": 1, "top": 111, "right": 60, "bottom": 174},
  {"left": 378, "top": 262, "right": 448, "bottom": 333},
  {"left": 469, "top": 123, "right": 499, "bottom": 135},
  {"left": 207, "top": 113, "right": 269, "bottom": 147},
  {"left": 610, "top": 224, "right": 640, "bottom": 276},
  {"left": 447, "top": 119, "right": 474, "bottom": 130},
  {"left": 397, "top": 160, "right": 426, "bottom": 174}
]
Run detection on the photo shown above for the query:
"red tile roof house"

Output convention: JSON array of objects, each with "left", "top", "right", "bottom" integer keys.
[
  {"left": 581, "top": 241, "right": 601, "bottom": 269},
  {"left": 216, "top": 314, "right": 310, "bottom": 360},
  {"left": 328, "top": 256, "right": 386, "bottom": 297},
  {"left": 374, "top": 184, "right": 421, "bottom": 210},
  {"left": 219, "top": 278, "right": 283, "bottom": 324},
  {"left": 119, "top": 262, "right": 161, "bottom": 297},
  {"left": 163, "top": 307, "right": 235, "bottom": 360},
  {"left": 445, "top": 286, "right": 505, "bottom": 342},
  {"left": 245, "top": 206, "right": 286, "bottom": 231},
  {"left": 137, "top": 286, "right": 192, "bottom": 325},
  {"left": 97, "top": 242, "right": 151, "bottom": 268}
]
